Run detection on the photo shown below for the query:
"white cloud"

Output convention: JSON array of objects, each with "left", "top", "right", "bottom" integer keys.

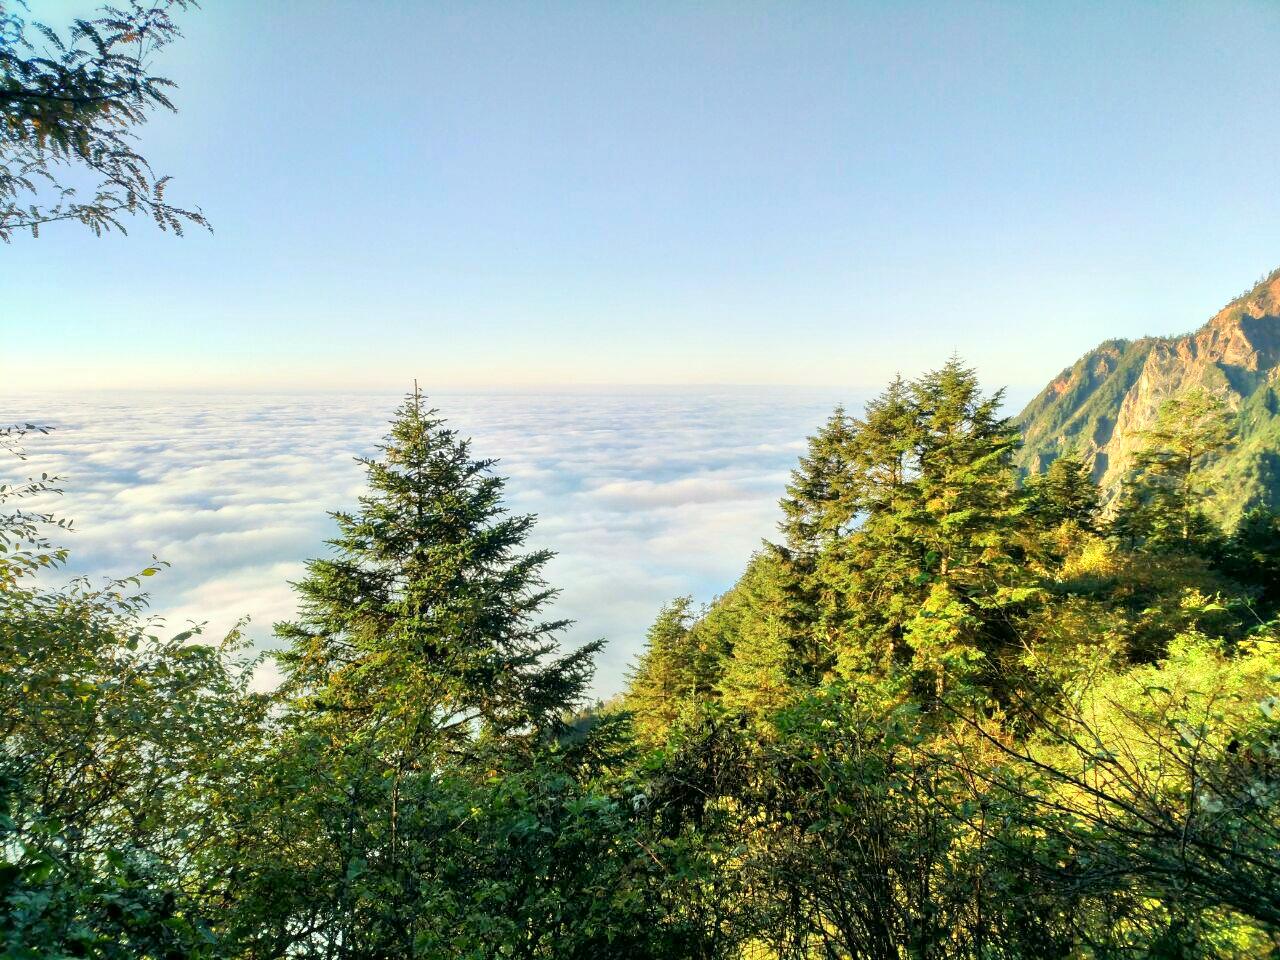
[
  {"left": 586, "top": 476, "right": 757, "bottom": 509},
  {"left": 6, "top": 388, "right": 852, "bottom": 697}
]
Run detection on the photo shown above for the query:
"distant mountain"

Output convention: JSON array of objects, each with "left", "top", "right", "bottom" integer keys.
[{"left": 1016, "top": 267, "right": 1280, "bottom": 524}]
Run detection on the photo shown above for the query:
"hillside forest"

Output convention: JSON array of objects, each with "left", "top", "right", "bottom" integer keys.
[{"left": 5, "top": 359, "right": 1280, "bottom": 959}]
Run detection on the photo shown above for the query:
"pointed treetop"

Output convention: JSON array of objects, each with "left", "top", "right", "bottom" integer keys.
[{"left": 276, "top": 387, "right": 600, "bottom": 756}]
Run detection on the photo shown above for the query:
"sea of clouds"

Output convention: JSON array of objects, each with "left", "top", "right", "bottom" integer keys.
[{"left": 5, "top": 389, "right": 853, "bottom": 697}]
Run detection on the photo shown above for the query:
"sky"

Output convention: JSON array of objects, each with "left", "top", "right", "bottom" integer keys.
[{"left": 5, "top": 1, "right": 1280, "bottom": 392}]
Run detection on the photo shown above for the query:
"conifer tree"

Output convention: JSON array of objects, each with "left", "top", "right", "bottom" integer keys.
[
  {"left": 1025, "top": 456, "right": 1101, "bottom": 531},
  {"left": 825, "top": 360, "right": 1032, "bottom": 695},
  {"left": 900, "top": 360, "right": 1030, "bottom": 694},
  {"left": 1220, "top": 506, "right": 1280, "bottom": 613},
  {"left": 827, "top": 376, "right": 923, "bottom": 676},
  {"left": 276, "top": 386, "right": 600, "bottom": 756},
  {"left": 624, "top": 596, "right": 698, "bottom": 744},
  {"left": 247, "top": 390, "right": 606, "bottom": 957},
  {"left": 778, "top": 405, "right": 861, "bottom": 552},
  {"left": 717, "top": 553, "right": 800, "bottom": 720},
  {"left": 1113, "top": 388, "right": 1235, "bottom": 553},
  {"left": 908, "top": 360, "right": 1023, "bottom": 582},
  {"left": 849, "top": 375, "right": 917, "bottom": 518},
  {"left": 772, "top": 405, "right": 865, "bottom": 683}
]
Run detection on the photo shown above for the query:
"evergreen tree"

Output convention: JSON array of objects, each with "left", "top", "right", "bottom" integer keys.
[
  {"left": 826, "top": 375, "right": 924, "bottom": 678},
  {"left": 244, "top": 390, "right": 606, "bottom": 958},
  {"left": 1023, "top": 455, "right": 1102, "bottom": 568},
  {"left": 826, "top": 360, "right": 1032, "bottom": 696},
  {"left": 1025, "top": 455, "right": 1101, "bottom": 530},
  {"left": 717, "top": 553, "right": 801, "bottom": 720},
  {"left": 11, "top": 370, "right": 1280, "bottom": 958},
  {"left": 1113, "top": 388, "right": 1235, "bottom": 553},
  {"left": 1218, "top": 506, "right": 1280, "bottom": 614},
  {"left": 778, "top": 405, "right": 861, "bottom": 552},
  {"left": 276, "top": 386, "right": 600, "bottom": 755},
  {"left": 849, "top": 375, "right": 917, "bottom": 519},
  {"left": 908, "top": 359, "right": 1024, "bottom": 584},
  {"left": 768, "top": 401, "right": 870, "bottom": 686},
  {"left": 625, "top": 596, "right": 698, "bottom": 744},
  {"left": 899, "top": 360, "right": 1030, "bottom": 695}
]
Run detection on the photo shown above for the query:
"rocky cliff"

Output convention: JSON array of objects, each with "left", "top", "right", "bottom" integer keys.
[{"left": 1016, "top": 267, "right": 1280, "bottom": 524}]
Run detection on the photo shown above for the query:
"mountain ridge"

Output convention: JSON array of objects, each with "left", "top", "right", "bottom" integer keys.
[{"left": 1016, "top": 267, "right": 1280, "bottom": 523}]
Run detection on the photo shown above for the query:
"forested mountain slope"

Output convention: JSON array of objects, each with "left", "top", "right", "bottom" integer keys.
[{"left": 1017, "top": 267, "right": 1280, "bottom": 523}]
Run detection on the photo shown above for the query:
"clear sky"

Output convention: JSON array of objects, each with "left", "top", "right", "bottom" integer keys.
[{"left": 5, "top": 1, "right": 1280, "bottom": 394}]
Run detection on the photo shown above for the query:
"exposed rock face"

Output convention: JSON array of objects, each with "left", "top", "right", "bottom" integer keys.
[{"left": 1016, "top": 268, "right": 1280, "bottom": 523}]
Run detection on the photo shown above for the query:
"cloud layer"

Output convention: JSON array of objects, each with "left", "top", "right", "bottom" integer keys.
[{"left": 7, "top": 389, "right": 849, "bottom": 696}]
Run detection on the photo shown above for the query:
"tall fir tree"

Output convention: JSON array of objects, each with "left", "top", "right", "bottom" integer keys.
[
  {"left": 1112, "top": 388, "right": 1235, "bottom": 554},
  {"left": 244, "top": 389, "right": 606, "bottom": 958},
  {"left": 716, "top": 552, "right": 801, "bottom": 721},
  {"left": 822, "top": 360, "right": 1033, "bottom": 696},
  {"left": 778, "top": 405, "right": 862, "bottom": 552},
  {"left": 624, "top": 596, "right": 699, "bottom": 744},
  {"left": 899, "top": 359, "right": 1031, "bottom": 695},
  {"left": 849, "top": 375, "right": 918, "bottom": 518},
  {"left": 276, "top": 386, "right": 600, "bottom": 756},
  {"left": 826, "top": 375, "right": 923, "bottom": 678},
  {"left": 772, "top": 404, "right": 865, "bottom": 683}
]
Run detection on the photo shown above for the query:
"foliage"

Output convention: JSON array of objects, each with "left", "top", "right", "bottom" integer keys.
[
  {"left": 1113, "top": 388, "right": 1236, "bottom": 553},
  {"left": 0, "top": 423, "right": 71, "bottom": 588},
  {"left": 620, "top": 361, "right": 1280, "bottom": 954},
  {"left": 0, "top": 0, "right": 207, "bottom": 239},
  {"left": 745, "top": 690, "right": 977, "bottom": 959},
  {"left": 953, "top": 631, "right": 1280, "bottom": 952},
  {"left": 0, "top": 425, "right": 267, "bottom": 959}
]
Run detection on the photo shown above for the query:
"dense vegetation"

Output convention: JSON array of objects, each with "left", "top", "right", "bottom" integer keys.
[{"left": 4, "top": 362, "right": 1280, "bottom": 958}]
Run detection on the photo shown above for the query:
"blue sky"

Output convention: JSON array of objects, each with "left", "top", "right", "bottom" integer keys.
[{"left": 5, "top": 1, "right": 1280, "bottom": 391}]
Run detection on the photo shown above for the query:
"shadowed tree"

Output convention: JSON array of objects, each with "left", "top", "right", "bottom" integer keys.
[
  {"left": 717, "top": 553, "right": 802, "bottom": 720},
  {"left": 1025, "top": 455, "right": 1101, "bottom": 531},
  {"left": 276, "top": 385, "right": 601, "bottom": 754},
  {"left": 239, "top": 388, "right": 606, "bottom": 958}
]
